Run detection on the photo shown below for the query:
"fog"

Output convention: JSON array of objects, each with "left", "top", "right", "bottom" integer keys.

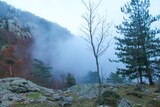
[
  {"left": 32, "top": 29, "right": 122, "bottom": 80},
  {"left": 54, "top": 36, "right": 117, "bottom": 76},
  {"left": 2, "top": 0, "right": 160, "bottom": 81},
  {"left": 0, "top": 0, "right": 122, "bottom": 80}
]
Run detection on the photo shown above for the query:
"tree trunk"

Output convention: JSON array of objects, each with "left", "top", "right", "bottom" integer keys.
[
  {"left": 138, "top": 67, "right": 143, "bottom": 84},
  {"left": 95, "top": 55, "right": 102, "bottom": 104},
  {"left": 146, "top": 66, "right": 154, "bottom": 85},
  {"left": 95, "top": 57, "right": 101, "bottom": 85},
  {"left": 9, "top": 65, "right": 13, "bottom": 77},
  {"left": 136, "top": 67, "right": 140, "bottom": 84}
]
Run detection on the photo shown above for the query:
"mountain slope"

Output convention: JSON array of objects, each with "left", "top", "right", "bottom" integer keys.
[
  {"left": 0, "top": 1, "right": 72, "bottom": 39},
  {"left": 0, "top": 1, "right": 73, "bottom": 88}
]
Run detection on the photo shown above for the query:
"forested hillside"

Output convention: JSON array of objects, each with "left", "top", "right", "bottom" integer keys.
[{"left": 0, "top": 1, "right": 72, "bottom": 88}]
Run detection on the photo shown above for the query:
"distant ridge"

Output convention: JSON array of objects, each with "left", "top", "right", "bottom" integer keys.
[{"left": 0, "top": 0, "right": 73, "bottom": 40}]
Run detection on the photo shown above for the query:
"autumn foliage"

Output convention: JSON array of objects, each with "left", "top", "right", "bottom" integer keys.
[
  {"left": 0, "top": 28, "right": 33, "bottom": 78},
  {"left": 0, "top": 28, "right": 75, "bottom": 89}
]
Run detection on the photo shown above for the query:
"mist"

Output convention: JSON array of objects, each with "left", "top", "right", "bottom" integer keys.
[
  {"left": 0, "top": 0, "right": 120, "bottom": 80},
  {"left": 31, "top": 30, "right": 121, "bottom": 80}
]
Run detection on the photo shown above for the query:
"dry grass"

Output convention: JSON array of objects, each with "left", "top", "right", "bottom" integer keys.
[{"left": 11, "top": 84, "right": 160, "bottom": 107}]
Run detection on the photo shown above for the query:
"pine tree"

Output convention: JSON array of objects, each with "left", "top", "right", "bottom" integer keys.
[
  {"left": 65, "top": 73, "right": 76, "bottom": 87},
  {"left": 84, "top": 71, "right": 99, "bottom": 83},
  {"left": 0, "top": 36, "right": 5, "bottom": 49},
  {"left": 32, "top": 59, "right": 52, "bottom": 87},
  {"left": 106, "top": 72, "right": 127, "bottom": 84},
  {"left": 115, "top": 0, "right": 160, "bottom": 85}
]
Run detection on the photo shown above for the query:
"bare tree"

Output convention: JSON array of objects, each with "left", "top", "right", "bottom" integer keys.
[{"left": 81, "top": 0, "right": 112, "bottom": 103}]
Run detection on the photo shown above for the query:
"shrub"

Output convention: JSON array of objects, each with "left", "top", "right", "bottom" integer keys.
[
  {"left": 145, "top": 99, "right": 160, "bottom": 107},
  {"left": 100, "top": 90, "right": 121, "bottom": 106},
  {"left": 65, "top": 73, "right": 76, "bottom": 88}
]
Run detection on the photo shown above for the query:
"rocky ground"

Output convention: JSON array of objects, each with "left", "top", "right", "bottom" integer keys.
[{"left": 0, "top": 77, "right": 160, "bottom": 107}]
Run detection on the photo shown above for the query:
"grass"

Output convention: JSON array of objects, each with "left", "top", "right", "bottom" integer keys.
[
  {"left": 26, "top": 92, "right": 42, "bottom": 99},
  {"left": 10, "top": 84, "right": 160, "bottom": 107},
  {"left": 117, "top": 84, "right": 160, "bottom": 106},
  {"left": 70, "top": 98, "right": 97, "bottom": 107},
  {"left": 11, "top": 103, "right": 56, "bottom": 107}
]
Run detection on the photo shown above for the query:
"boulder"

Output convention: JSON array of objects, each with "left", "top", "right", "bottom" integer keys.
[
  {"left": 118, "top": 99, "right": 132, "bottom": 107},
  {"left": 98, "top": 105, "right": 109, "bottom": 107},
  {"left": 0, "top": 78, "right": 60, "bottom": 106},
  {"left": 64, "top": 96, "right": 73, "bottom": 105},
  {"left": 54, "top": 95, "right": 64, "bottom": 101},
  {"left": 69, "top": 84, "right": 99, "bottom": 99},
  {"left": 0, "top": 77, "right": 40, "bottom": 93}
]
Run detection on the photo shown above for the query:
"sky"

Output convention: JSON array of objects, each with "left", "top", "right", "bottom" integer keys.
[{"left": 2, "top": 0, "right": 160, "bottom": 36}]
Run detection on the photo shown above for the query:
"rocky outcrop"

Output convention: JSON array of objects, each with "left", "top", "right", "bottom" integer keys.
[
  {"left": 69, "top": 84, "right": 99, "bottom": 99},
  {"left": 69, "top": 83, "right": 129, "bottom": 99},
  {"left": 0, "top": 77, "right": 40, "bottom": 93},
  {"left": 0, "top": 77, "right": 73, "bottom": 107},
  {"left": 0, "top": 18, "right": 32, "bottom": 39},
  {"left": 118, "top": 99, "right": 132, "bottom": 107},
  {"left": 0, "top": 77, "right": 160, "bottom": 107}
]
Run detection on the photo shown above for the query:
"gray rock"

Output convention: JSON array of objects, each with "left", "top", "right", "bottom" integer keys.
[
  {"left": 0, "top": 101, "right": 12, "bottom": 107},
  {"left": 98, "top": 105, "right": 109, "bottom": 107},
  {"left": 37, "top": 96, "right": 47, "bottom": 103},
  {"left": 0, "top": 89, "right": 11, "bottom": 96},
  {"left": 112, "top": 87, "right": 118, "bottom": 92},
  {"left": 144, "top": 89, "right": 150, "bottom": 94},
  {"left": 23, "top": 99, "right": 35, "bottom": 104},
  {"left": 60, "top": 102, "right": 67, "bottom": 107},
  {"left": 118, "top": 99, "right": 132, "bottom": 107},
  {"left": 1, "top": 93, "right": 24, "bottom": 102},
  {"left": 69, "top": 84, "right": 99, "bottom": 98},
  {"left": 64, "top": 96, "right": 73, "bottom": 105},
  {"left": 54, "top": 95, "right": 64, "bottom": 101},
  {"left": 0, "top": 18, "right": 32, "bottom": 39},
  {"left": 0, "top": 77, "right": 58, "bottom": 95},
  {"left": 0, "top": 77, "right": 67, "bottom": 107}
]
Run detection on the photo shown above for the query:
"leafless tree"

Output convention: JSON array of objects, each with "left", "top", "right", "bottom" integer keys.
[{"left": 81, "top": 0, "right": 112, "bottom": 103}]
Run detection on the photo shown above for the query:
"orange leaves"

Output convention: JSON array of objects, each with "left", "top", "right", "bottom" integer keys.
[
  {"left": 0, "top": 29, "right": 33, "bottom": 78},
  {"left": 2, "top": 45, "right": 14, "bottom": 58}
]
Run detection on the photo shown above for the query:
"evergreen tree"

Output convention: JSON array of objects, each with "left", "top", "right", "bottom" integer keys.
[
  {"left": 0, "top": 35, "right": 5, "bottom": 61},
  {"left": 115, "top": 0, "right": 160, "bottom": 85},
  {"left": 0, "top": 36, "right": 4, "bottom": 49},
  {"left": 153, "top": 60, "right": 160, "bottom": 82},
  {"left": 32, "top": 59, "right": 52, "bottom": 87},
  {"left": 65, "top": 73, "right": 76, "bottom": 87},
  {"left": 0, "top": 29, "right": 8, "bottom": 50},
  {"left": 106, "top": 72, "right": 127, "bottom": 84},
  {"left": 84, "top": 71, "right": 99, "bottom": 83}
]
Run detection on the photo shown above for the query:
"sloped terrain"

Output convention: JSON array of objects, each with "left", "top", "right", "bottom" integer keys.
[
  {"left": 0, "top": 1, "right": 72, "bottom": 40},
  {"left": 0, "top": 77, "right": 160, "bottom": 107},
  {"left": 0, "top": 1, "right": 73, "bottom": 87},
  {"left": 0, "top": 77, "right": 74, "bottom": 107}
]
